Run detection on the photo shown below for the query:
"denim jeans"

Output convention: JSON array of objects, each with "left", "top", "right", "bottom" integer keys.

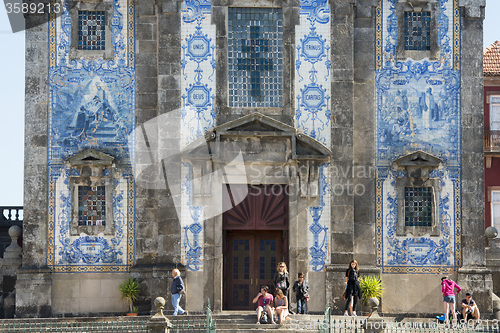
[
  {"left": 171, "top": 293, "right": 185, "bottom": 315},
  {"left": 297, "top": 299, "right": 306, "bottom": 314}
]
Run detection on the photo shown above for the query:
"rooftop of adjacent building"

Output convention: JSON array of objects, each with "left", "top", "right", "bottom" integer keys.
[{"left": 484, "top": 41, "right": 500, "bottom": 76}]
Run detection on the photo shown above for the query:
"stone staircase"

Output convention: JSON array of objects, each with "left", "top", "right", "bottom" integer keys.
[{"left": 210, "top": 312, "right": 328, "bottom": 332}]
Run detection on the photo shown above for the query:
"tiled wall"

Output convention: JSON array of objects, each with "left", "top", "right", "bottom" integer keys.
[
  {"left": 47, "top": 0, "right": 135, "bottom": 272},
  {"left": 179, "top": 0, "right": 216, "bottom": 271},
  {"left": 296, "top": 0, "right": 332, "bottom": 272},
  {"left": 375, "top": 0, "right": 461, "bottom": 273}
]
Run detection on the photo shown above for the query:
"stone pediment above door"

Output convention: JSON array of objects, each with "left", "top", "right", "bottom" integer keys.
[
  {"left": 182, "top": 113, "right": 331, "bottom": 199},
  {"left": 183, "top": 112, "right": 331, "bottom": 163}
]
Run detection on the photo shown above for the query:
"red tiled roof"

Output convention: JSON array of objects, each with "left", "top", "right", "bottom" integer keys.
[{"left": 484, "top": 41, "right": 500, "bottom": 76}]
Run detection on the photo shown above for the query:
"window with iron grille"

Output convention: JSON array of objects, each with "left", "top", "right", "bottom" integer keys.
[
  {"left": 228, "top": 7, "right": 283, "bottom": 107},
  {"left": 78, "top": 185, "right": 106, "bottom": 226},
  {"left": 404, "top": 12, "right": 431, "bottom": 51},
  {"left": 404, "top": 187, "right": 432, "bottom": 227},
  {"left": 78, "top": 11, "right": 106, "bottom": 51},
  {"left": 396, "top": 2, "right": 439, "bottom": 60}
]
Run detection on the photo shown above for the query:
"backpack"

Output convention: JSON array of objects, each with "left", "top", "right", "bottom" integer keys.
[{"left": 260, "top": 311, "right": 268, "bottom": 324}]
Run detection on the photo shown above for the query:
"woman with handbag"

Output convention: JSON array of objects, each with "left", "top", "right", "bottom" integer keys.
[
  {"left": 344, "top": 259, "right": 361, "bottom": 316},
  {"left": 274, "top": 262, "right": 290, "bottom": 293},
  {"left": 273, "top": 262, "right": 290, "bottom": 309}
]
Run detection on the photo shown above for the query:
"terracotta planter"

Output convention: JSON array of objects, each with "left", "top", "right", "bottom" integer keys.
[{"left": 126, "top": 313, "right": 138, "bottom": 316}]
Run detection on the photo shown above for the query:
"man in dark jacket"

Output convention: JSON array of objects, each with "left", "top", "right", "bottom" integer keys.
[
  {"left": 292, "top": 272, "right": 309, "bottom": 314},
  {"left": 170, "top": 269, "right": 187, "bottom": 315}
]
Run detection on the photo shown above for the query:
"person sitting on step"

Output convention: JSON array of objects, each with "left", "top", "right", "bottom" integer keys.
[{"left": 252, "top": 285, "right": 276, "bottom": 324}]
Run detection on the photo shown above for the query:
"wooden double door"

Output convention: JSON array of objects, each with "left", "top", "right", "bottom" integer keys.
[{"left": 222, "top": 184, "right": 289, "bottom": 310}]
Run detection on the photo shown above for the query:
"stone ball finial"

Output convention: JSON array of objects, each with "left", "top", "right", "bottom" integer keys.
[
  {"left": 152, "top": 297, "right": 166, "bottom": 318},
  {"left": 154, "top": 297, "right": 165, "bottom": 310},
  {"left": 8, "top": 225, "right": 22, "bottom": 238},
  {"left": 486, "top": 226, "right": 498, "bottom": 239},
  {"left": 368, "top": 297, "right": 380, "bottom": 309}
]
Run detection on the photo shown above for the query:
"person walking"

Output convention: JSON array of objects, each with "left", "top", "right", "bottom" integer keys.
[
  {"left": 170, "top": 269, "right": 187, "bottom": 316},
  {"left": 442, "top": 276, "right": 461, "bottom": 326},
  {"left": 344, "top": 259, "right": 361, "bottom": 316}
]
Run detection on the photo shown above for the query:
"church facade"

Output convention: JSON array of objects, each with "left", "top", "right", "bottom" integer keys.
[{"left": 18, "top": 0, "right": 489, "bottom": 317}]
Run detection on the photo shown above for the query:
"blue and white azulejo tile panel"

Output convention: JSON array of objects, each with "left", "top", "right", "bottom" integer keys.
[
  {"left": 296, "top": 0, "right": 331, "bottom": 148},
  {"left": 375, "top": 0, "right": 461, "bottom": 273},
  {"left": 296, "top": 0, "right": 331, "bottom": 272},
  {"left": 181, "top": 0, "right": 215, "bottom": 149},
  {"left": 180, "top": 0, "right": 215, "bottom": 271},
  {"left": 308, "top": 164, "right": 331, "bottom": 272},
  {"left": 47, "top": 0, "right": 135, "bottom": 272}
]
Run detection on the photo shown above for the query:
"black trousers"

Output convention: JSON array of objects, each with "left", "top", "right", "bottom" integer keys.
[{"left": 344, "top": 294, "right": 358, "bottom": 312}]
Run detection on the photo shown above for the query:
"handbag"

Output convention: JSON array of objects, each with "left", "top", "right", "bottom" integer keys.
[{"left": 277, "top": 280, "right": 287, "bottom": 289}]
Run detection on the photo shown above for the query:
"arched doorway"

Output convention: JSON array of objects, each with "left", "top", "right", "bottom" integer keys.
[{"left": 222, "top": 184, "right": 289, "bottom": 310}]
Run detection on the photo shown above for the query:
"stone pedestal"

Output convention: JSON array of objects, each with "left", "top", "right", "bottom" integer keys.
[
  {"left": 326, "top": 265, "right": 380, "bottom": 314},
  {"left": 0, "top": 225, "right": 23, "bottom": 318},
  {"left": 14, "top": 267, "right": 52, "bottom": 317},
  {"left": 458, "top": 267, "right": 493, "bottom": 315},
  {"left": 363, "top": 298, "right": 386, "bottom": 333},
  {"left": 147, "top": 297, "right": 172, "bottom": 333},
  {"left": 492, "top": 293, "right": 500, "bottom": 321}
]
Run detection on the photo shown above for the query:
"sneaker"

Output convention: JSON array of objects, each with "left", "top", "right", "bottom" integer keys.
[
  {"left": 344, "top": 311, "right": 349, "bottom": 316},
  {"left": 352, "top": 311, "right": 357, "bottom": 316}
]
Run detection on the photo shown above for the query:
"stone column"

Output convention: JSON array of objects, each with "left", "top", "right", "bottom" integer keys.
[
  {"left": 327, "top": 0, "right": 355, "bottom": 313},
  {"left": 352, "top": 0, "right": 378, "bottom": 266},
  {"left": 458, "top": 0, "right": 492, "bottom": 315},
  {"left": 17, "top": 8, "right": 52, "bottom": 318}
]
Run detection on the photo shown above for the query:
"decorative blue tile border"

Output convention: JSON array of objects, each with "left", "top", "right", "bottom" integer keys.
[
  {"left": 181, "top": 0, "right": 215, "bottom": 148},
  {"left": 308, "top": 164, "right": 331, "bottom": 272},
  {"left": 297, "top": 0, "right": 331, "bottom": 272},
  {"left": 296, "top": 0, "right": 331, "bottom": 147},
  {"left": 181, "top": 163, "right": 203, "bottom": 271},
  {"left": 375, "top": 0, "right": 461, "bottom": 274},
  {"left": 179, "top": 0, "right": 215, "bottom": 271},
  {"left": 47, "top": 0, "right": 135, "bottom": 272}
]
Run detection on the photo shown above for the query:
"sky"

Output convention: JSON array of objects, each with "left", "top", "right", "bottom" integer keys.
[{"left": 0, "top": 1, "right": 499, "bottom": 207}]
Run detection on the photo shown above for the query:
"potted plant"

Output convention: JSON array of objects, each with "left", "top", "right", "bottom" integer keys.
[
  {"left": 119, "top": 276, "right": 140, "bottom": 316},
  {"left": 359, "top": 275, "right": 384, "bottom": 314}
]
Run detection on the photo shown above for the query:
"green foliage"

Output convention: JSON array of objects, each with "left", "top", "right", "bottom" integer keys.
[
  {"left": 119, "top": 276, "right": 140, "bottom": 313},
  {"left": 359, "top": 275, "right": 384, "bottom": 305}
]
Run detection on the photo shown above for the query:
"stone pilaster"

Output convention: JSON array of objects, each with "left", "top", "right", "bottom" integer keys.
[
  {"left": 458, "top": 0, "right": 491, "bottom": 315},
  {"left": 16, "top": 7, "right": 52, "bottom": 319},
  {"left": 459, "top": 0, "right": 486, "bottom": 269},
  {"left": 329, "top": 0, "right": 355, "bottom": 267},
  {"left": 352, "top": 0, "right": 378, "bottom": 266}
]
